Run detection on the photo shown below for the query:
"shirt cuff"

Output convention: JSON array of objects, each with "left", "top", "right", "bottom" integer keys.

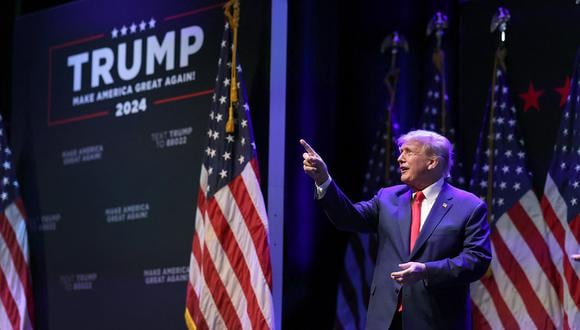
[{"left": 315, "top": 176, "right": 332, "bottom": 199}]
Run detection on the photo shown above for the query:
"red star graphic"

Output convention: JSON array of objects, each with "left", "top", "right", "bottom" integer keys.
[
  {"left": 554, "top": 76, "right": 571, "bottom": 107},
  {"left": 519, "top": 82, "right": 543, "bottom": 112}
]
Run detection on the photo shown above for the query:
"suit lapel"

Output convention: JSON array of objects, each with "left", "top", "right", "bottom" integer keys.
[
  {"left": 396, "top": 190, "right": 412, "bottom": 257},
  {"left": 410, "top": 183, "right": 454, "bottom": 259}
]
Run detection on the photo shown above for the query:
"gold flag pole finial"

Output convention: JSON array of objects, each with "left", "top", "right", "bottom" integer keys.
[
  {"left": 224, "top": 0, "right": 240, "bottom": 133},
  {"left": 380, "top": 31, "right": 409, "bottom": 183},
  {"left": 427, "top": 12, "right": 448, "bottom": 134}
]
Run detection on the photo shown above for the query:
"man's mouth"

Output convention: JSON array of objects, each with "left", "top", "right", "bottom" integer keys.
[{"left": 400, "top": 166, "right": 409, "bottom": 174}]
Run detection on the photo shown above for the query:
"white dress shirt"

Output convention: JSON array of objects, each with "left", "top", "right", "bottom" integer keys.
[{"left": 414, "top": 177, "right": 445, "bottom": 229}]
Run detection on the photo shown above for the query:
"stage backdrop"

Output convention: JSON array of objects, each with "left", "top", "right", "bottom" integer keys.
[{"left": 10, "top": 0, "right": 268, "bottom": 328}]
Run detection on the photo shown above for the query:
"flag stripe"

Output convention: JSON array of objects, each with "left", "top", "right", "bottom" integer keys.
[
  {"left": 471, "top": 299, "right": 492, "bottom": 330},
  {"left": 207, "top": 196, "right": 269, "bottom": 329},
  {"left": 507, "top": 202, "right": 566, "bottom": 319},
  {"left": 348, "top": 234, "right": 372, "bottom": 307},
  {"left": 186, "top": 281, "right": 209, "bottom": 330},
  {"left": 491, "top": 229, "right": 555, "bottom": 328},
  {"left": 1, "top": 206, "right": 34, "bottom": 322},
  {"left": 230, "top": 164, "right": 272, "bottom": 289},
  {"left": 213, "top": 186, "right": 272, "bottom": 328},
  {"left": 0, "top": 209, "right": 31, "bottom": 329},
  {"left": 477, "top": 276, "right": 518, "bottom": 329},
  {"left": 541, "top": 194, "right": 580, "bottom": 311},
  {"left": 0, "top": 267, "right": 19, "bottom": 329},
  {"left": 202, "top": 242, "right": 243, "bottom": 329}
]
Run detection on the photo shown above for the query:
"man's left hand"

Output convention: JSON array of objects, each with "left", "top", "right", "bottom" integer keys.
[{"left": 390, "top": 262, "right": 426, "bottom": 285}]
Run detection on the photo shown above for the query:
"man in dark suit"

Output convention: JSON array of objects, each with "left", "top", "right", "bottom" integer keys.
[{"left": 301, "top": 130, "right": 491, "bottom": 330}]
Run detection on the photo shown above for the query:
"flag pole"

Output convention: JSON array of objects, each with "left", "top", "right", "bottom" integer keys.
[
  {"left": 486, "top": 7, "right": 511, "bottom": 218},
  {"left": 224, "top": 0, "right": 240, "bottom": 133},
  {"left": 427, "top": 12, "right": 448, "bottom": 135},
  {"left": 380, "top": 31, "right": 408, "bottom": 183}
]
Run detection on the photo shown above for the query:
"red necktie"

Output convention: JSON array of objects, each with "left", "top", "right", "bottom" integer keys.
[
  {"left": 398, "top": 191, "right": 426, "bottom": 313},
  {"left": 410, "top": 191, "right": 425, "bottom": 253}
]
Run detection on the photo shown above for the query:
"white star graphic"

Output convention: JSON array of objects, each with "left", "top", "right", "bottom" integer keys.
[
  {"left": 2, "top": 162, "right": 10, "bottom": 170},
  {"left": 219, "top": 96, "right": 227, "bottom": 104},
  {"left": 209, "top": 149, "right": 216, "bottom": 158},
  {"left": 208, "top": 167, "right": 213, "bottom": 175},
  {"left": 216, "top": 114, "right": 223, "bottom": 122},
  {"left": 241, "top": 120, "right": 248, "bottom": 128},
  {"left": 226, "top": 135, "right": 235, "bottom": 143},
  {"left": 112, "top": 28, "right": 119, "bottom": 38},
  {"left": 223, "top": 78, "right": 230, "bottom": 86},
  {"left": 238, "top": 156, "right": 245, "bottom": 164},
  {"left": 222, "top": 152, "right": 231, "bottom": 160},
  {"left": 130, "top": 23, "right": 137, "bottom": 33},
  {"left": 120, "top": 25, "right": 128, "bottom": 36},
  {"left": 219, "top": 170, "right": 228, "bottom": 179},
  {"left": 513, "top": 182, "right": 521, "bottom": 191},
  {"left": 244, "top": 103, "right": 250, "bottom": 111},
  {"left": 212, "top": 131, "right": 219, "bottom": 140},
  {"left": 148, "top": 18, "right": 157, "bottom": 29},
  {"left": 139, "top": 21, "right": 147, "bottom": 31}
]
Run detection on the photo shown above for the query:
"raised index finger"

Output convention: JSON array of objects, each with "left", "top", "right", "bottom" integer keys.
[{"left": 299, "top": 139, "right": 318, "bottom": 156}]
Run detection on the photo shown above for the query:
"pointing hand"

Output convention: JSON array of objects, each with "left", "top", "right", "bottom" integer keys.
[{"left": 300, "top": 139, "right": 330, "bottom": 185}]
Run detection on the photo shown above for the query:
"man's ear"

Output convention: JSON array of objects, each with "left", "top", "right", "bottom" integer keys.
[{"left": 427, "top": 157, "right": 440, "bottom": 170}]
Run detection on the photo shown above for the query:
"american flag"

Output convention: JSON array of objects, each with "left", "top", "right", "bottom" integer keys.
[
  {"left": 469, "top": 48, "right": 565, "bottom": 329},
  {"left": 0, "top": 115, "right": 34, "bottom": 330},
  {"left": 540, "top": 49, "right": 580, "bottom": 329},
  {"left": 418, "top": 48, "right": 465, "bottom": 187},
  {"left": 334, "top": 81, "right": 401, "bottom": 329},
  {"left": 184, "top": 22, "right": 274, "bottom": 329}
]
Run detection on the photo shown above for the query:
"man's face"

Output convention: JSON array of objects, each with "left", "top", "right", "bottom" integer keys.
[{"left": 397, "top": 140, "right": 435, "bottom": 190}]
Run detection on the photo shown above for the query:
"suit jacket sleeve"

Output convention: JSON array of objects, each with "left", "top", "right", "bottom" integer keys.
[
  {"left": 424, "top": 201, "right": 492, "bottom": 286},
  {"left": 317, "top": 180, "right": 379, "bottom": 233}
]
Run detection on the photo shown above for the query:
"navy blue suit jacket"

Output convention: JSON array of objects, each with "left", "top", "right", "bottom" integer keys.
[{"left": 319, "top": 181, "right": 491, "bottom": 330}]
